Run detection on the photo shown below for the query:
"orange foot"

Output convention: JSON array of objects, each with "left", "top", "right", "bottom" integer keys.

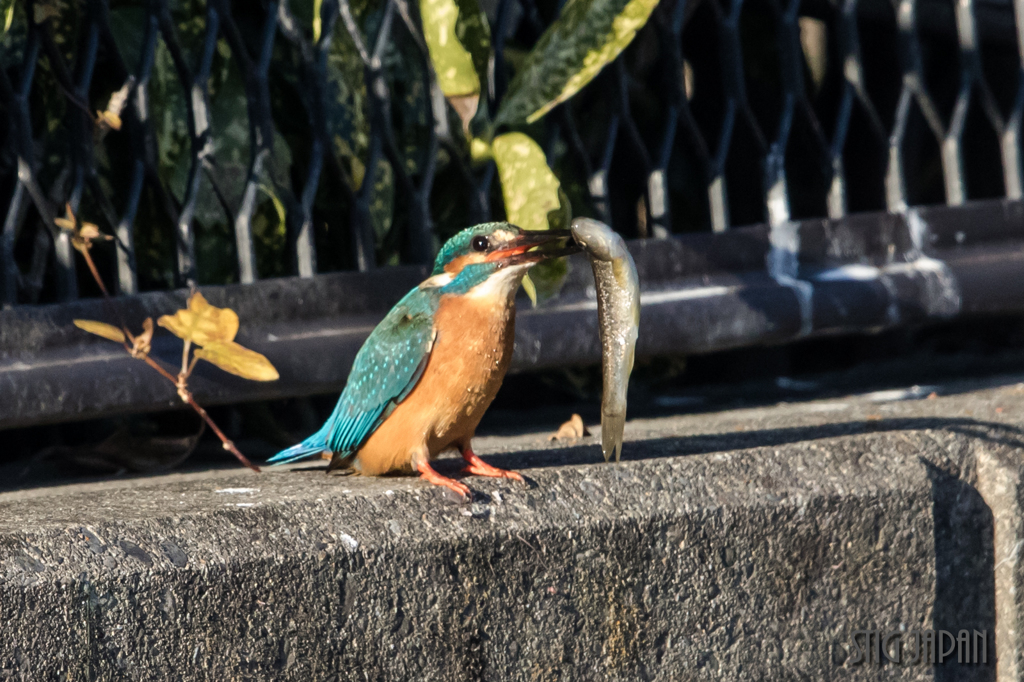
[
  {"left": 416, "top": 459, "right": 470, "bottom": 498},
  {"left": 460, "top": 447, "right": 524, "bottom": 483}
]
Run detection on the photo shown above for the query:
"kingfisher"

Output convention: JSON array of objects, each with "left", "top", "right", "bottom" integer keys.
[{"left": 269, "top": 222, "right": 574, "bottom": 497}]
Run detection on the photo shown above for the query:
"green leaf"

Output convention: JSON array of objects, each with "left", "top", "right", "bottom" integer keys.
[
  {"left": 259, "top": 183, "right": 286, "bottom": 228},
  {"left": 495, "top": 0, "right": 659, "bottom": 126},
  {"left": 520, "top": 274, "right": 537, "bottom": 304},
  {"left": 368, "top": 158, "right": 395, "bottom": 245},
  {"left": 253, "top": 159, "right": 290, "bottom": 279},
  {"left": 453, "top": 0, "right": 491, "bottom": 85},
  {"left": 333, "top": 137, "right": 366, "bottom": 191},
  {"left": 525, "top": 256, "right": 569, "bottom": 303},
  {"left": 207, "top": 53, "right": 252, "bottom": 219},
  {"left": 325, "top": 33, "right": 369, "bottom": 187},
  {"left": 313, "top": 0, "right": 324, "bottom": 42},
  {"left": 420, "top": 0, "right": 480, "bottom": 97},
  {"left": 491, "top": 132, "right": 572, "bottom": 303},
  {"left": 267, "top": 130, "right": 294, "bottom": 191},
  {"left": 527, "top": 187, "right": 572, "bottom": 301},
  {"left": 2, "top": 0, "right": 15, "bottom": 34},
  {"left": 108, "top": 5, "right": 147, "bottom": 71},
  {"left": 421, "top": 0, "right": 489, "bottom": 131}
]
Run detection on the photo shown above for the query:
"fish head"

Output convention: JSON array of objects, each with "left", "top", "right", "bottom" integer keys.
[{"left": 570, "top": 218, "right": 625, "bottom": 262}]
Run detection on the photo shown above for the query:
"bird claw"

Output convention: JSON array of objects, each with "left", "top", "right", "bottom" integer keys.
[
  {"left": 417, "top": 460, "right": 471, "bottom": 498},
  {"left": 462, "top": 464, "right": 524, "bottom": 482},
  {"left": 460, "top": 449, "right": 524, "bottom": 482}
]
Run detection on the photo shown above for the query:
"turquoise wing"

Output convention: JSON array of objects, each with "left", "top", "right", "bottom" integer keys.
[
  {"left": 324, "top": 287, "right": 439, "bottom": 453},
  {"left": 268, "top": 286, "right": 439, "bottom": 464}
]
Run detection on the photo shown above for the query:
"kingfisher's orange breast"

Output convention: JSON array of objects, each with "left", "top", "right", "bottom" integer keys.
[{"left": 352, "top": 289, "right": 517, "bottom": 476}]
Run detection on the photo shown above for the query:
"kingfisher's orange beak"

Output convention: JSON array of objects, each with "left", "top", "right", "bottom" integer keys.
[{"left": 485, "top": 230, "right": 577, "bottom": 265}]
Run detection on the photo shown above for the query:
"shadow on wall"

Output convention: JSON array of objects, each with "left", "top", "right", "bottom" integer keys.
[{"left": 926, "top": 460, "right": 995, "bottom": 682}]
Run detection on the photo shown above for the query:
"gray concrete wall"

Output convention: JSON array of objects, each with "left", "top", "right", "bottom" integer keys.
[{"left": 4, "top": 379, "right": 1024, "bottom": 680}]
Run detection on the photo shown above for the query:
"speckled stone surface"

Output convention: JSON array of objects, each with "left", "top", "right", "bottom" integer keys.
[{"left": 6, "top": 377, "right": 1024, "bottom": 680}]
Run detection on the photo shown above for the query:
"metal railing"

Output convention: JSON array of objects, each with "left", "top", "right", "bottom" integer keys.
[{"left": 3, "top": 0, "right": 1024, "bottom": 429}]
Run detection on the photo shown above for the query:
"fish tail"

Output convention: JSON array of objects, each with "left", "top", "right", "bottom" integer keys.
[
  {"left": 601, "top": 414, "right": 625, "bottom": 463},
  {"left": 267, "top": 424, "right": 331, "bottom": 464}
]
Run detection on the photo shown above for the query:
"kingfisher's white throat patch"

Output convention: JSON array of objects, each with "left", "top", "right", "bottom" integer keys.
[
  {"left": 465, "top": 263, "right": 532, "bottom": 300},
  {"left": 420, "top": 272, "right": 454, "bottom": 289}
]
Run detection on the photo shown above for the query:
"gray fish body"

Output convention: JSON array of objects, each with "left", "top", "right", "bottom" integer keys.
[{"left": 570, "top": 218, "right": 640, "bottom": 462}]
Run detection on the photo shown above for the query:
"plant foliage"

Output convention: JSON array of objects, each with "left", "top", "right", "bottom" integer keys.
[
  {"left": 418, "top": 0, "right": 659, "bottom": 300},
  {"left": 495, "top": 0, "right": 659, "bottom": 127}
]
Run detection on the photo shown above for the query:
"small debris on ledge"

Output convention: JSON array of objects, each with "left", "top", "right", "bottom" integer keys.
[{"left": 548, "top": 414, "right": 591, "bottom": 442}]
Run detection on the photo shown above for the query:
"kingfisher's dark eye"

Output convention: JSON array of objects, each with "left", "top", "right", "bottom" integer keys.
[{"left": 471, "top": 235, "right": 489, "bottom": 252}]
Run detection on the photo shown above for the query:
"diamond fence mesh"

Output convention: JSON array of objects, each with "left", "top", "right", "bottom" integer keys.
[{"left": 0, "top": 0, "right": 1021, "bottom": 310}]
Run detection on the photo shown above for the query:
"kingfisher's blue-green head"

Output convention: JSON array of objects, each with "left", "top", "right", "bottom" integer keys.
[
  {"left": 428, "top": 223, "right": 577, "bottom": 296},
  {"left": 428, "top": 222, "right": 574, "bottom": 297}
]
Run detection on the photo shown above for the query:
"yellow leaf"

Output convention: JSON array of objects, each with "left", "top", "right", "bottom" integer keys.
[
  {"left": 78, "top": 223, "right": 108, "bottom": 240},
  {"left": 492, "top": 132, "right": 563, "bottom": 233},
  {"left": 131, "top": 317, "right": 154, "bottom": 358},
  {"left": 420, "top": 0, "right": 480, "bottom": 98},
  {"left": 96, "top": 110, "right": 122, "bottom": 130},
  {"left": 470, "top": 137, "right": 492, "bottom": 162},
  {"left": 492, "top": 132, "right": 572, "bottom": 305},
  {"left": 55, "top": 202, "right": 76, "bottom": 232},
  {"left": 194, "top": 341, "right": 280, "bottom": 382},
  {"left": 74, "top": 319, "right": 126, "bottom": 344},
  {"left": 157, "top": 291, "right": 239, "bottom": 346}
]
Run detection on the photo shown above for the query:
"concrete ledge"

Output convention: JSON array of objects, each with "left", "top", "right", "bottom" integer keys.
[{"left": 5, "top": 384, "right": 1024, "bottom": 680}]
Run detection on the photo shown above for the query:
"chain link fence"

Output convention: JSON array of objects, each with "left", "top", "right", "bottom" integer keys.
[{"left": 2, "top": 0, "right": 1020, "bottom": 308}]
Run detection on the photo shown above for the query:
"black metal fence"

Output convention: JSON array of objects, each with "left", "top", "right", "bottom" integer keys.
[{"left": 3, "top": 0, "right": 1024, "bottom": 429}]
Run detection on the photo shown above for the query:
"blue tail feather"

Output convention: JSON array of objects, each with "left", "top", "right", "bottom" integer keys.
[{"left": 268, "top": 424, "right": 332, "bottom": 464}]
